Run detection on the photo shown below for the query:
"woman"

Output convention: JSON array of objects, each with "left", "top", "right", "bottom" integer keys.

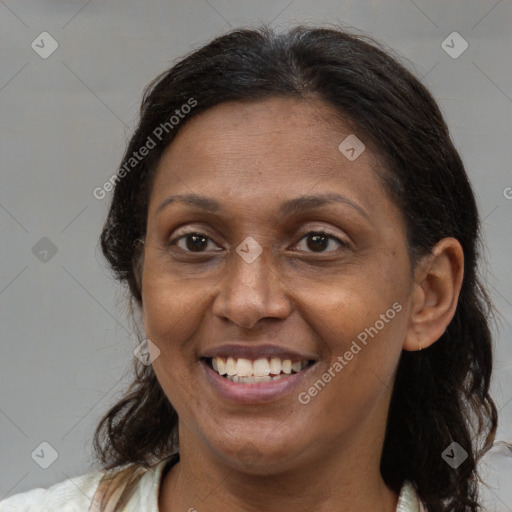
[{"left": 0, "top": 25, "right": 497, "bottom": 512}]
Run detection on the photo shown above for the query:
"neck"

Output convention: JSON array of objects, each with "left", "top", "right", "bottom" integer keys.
[{"left": 159, "top": 423, "right": 399, "bottom": 512}]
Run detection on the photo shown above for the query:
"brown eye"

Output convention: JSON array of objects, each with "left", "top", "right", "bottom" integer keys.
[
  {"left": 294, "top": 231, "right": 347, "bottom": 253},
  {"left": 171, "top": 232, "right": 220, "bottom": 253}
]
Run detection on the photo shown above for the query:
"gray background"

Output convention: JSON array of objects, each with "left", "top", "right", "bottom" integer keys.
[{"left": 1, "top": 0, "right": 511, "bottom": 509}]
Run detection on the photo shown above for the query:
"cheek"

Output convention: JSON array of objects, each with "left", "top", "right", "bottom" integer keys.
[
  {"left": 294, "top": 294, "right": 406, "bottom": 441},
  {"left": 142, "top": 272, "right": 208, "bottom": 420},
  {"left": 297, "top": 271, "right": 408, "bottom": 396},
  {"left": 141, "top": 263, "right": 206, "bottom": 360}
]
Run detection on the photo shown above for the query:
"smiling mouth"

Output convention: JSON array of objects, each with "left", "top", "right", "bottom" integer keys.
[{"left": 203, "top": 356, "right": 316, "bottom": 383}]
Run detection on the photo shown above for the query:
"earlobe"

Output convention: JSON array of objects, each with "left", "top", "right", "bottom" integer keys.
[{"left": 403, "top": 237, "right": 464, "bottom": 352}]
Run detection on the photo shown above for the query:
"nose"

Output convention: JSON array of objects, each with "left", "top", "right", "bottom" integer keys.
[{"left": 211, "top": 244, "right": 293, "bottom": 329}]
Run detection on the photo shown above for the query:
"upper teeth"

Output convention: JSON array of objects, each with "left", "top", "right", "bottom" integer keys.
[{"left": 211, "top": 357, "right": 308, "bottom": 377}]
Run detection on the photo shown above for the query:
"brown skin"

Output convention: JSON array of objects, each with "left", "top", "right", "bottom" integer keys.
[{"left": 138, "top": 98, "right": 464, "bottom": 512}]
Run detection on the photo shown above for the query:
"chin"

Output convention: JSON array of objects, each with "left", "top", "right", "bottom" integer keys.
[{"left": 206, "top": 430, "right": 312, "bottom": 475}]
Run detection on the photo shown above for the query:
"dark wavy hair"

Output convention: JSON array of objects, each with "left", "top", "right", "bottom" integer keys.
[{"left": 94, "top": 25, "right": 498, "bottom": 511}]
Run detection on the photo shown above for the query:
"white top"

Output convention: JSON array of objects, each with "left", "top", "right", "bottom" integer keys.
[{"left": 0, "top": 457, "right": 425, "bottom": 511}]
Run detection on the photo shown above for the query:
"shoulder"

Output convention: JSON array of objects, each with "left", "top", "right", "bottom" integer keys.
[
  {"left": 396, "top": 480, "right": 427, "bottom": 512},
  {"left": 0, "top": 455, "right": 178, "bottom": 512},
  {"left": 0, "top": 469, "right": 105, "bottom": 511}
]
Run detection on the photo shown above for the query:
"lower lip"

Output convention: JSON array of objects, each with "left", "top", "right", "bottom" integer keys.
[{"left": 200, "top": 360, "right": 316, "bottom": 404}]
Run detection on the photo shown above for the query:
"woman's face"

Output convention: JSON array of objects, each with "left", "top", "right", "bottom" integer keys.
[{"left": 141, "top": 97, "right": 417, "bottom": 473}]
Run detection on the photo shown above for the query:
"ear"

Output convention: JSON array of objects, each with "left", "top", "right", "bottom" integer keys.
[
  {"left": 132, "top": 238, "right": 145, "bottom": 300},
  {"left": 403, "top": 237, "right": 464, "bottom": 351}
]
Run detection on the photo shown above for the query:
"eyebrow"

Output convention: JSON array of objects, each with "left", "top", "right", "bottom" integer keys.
[{"left": 156, "top": 192, "right": 370, "bottom": 221}]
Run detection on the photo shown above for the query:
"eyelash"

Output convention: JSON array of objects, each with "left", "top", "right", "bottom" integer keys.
[{"left": 168, "top": 229, "right": 349, "bottom": 255}]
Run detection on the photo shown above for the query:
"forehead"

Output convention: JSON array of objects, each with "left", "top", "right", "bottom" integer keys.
[
  {"left": 148, "top": 97, "right": 396, "bottom": 222},
  {"left": 160, "top": 97, "right": 358, "bottom": 165}
]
